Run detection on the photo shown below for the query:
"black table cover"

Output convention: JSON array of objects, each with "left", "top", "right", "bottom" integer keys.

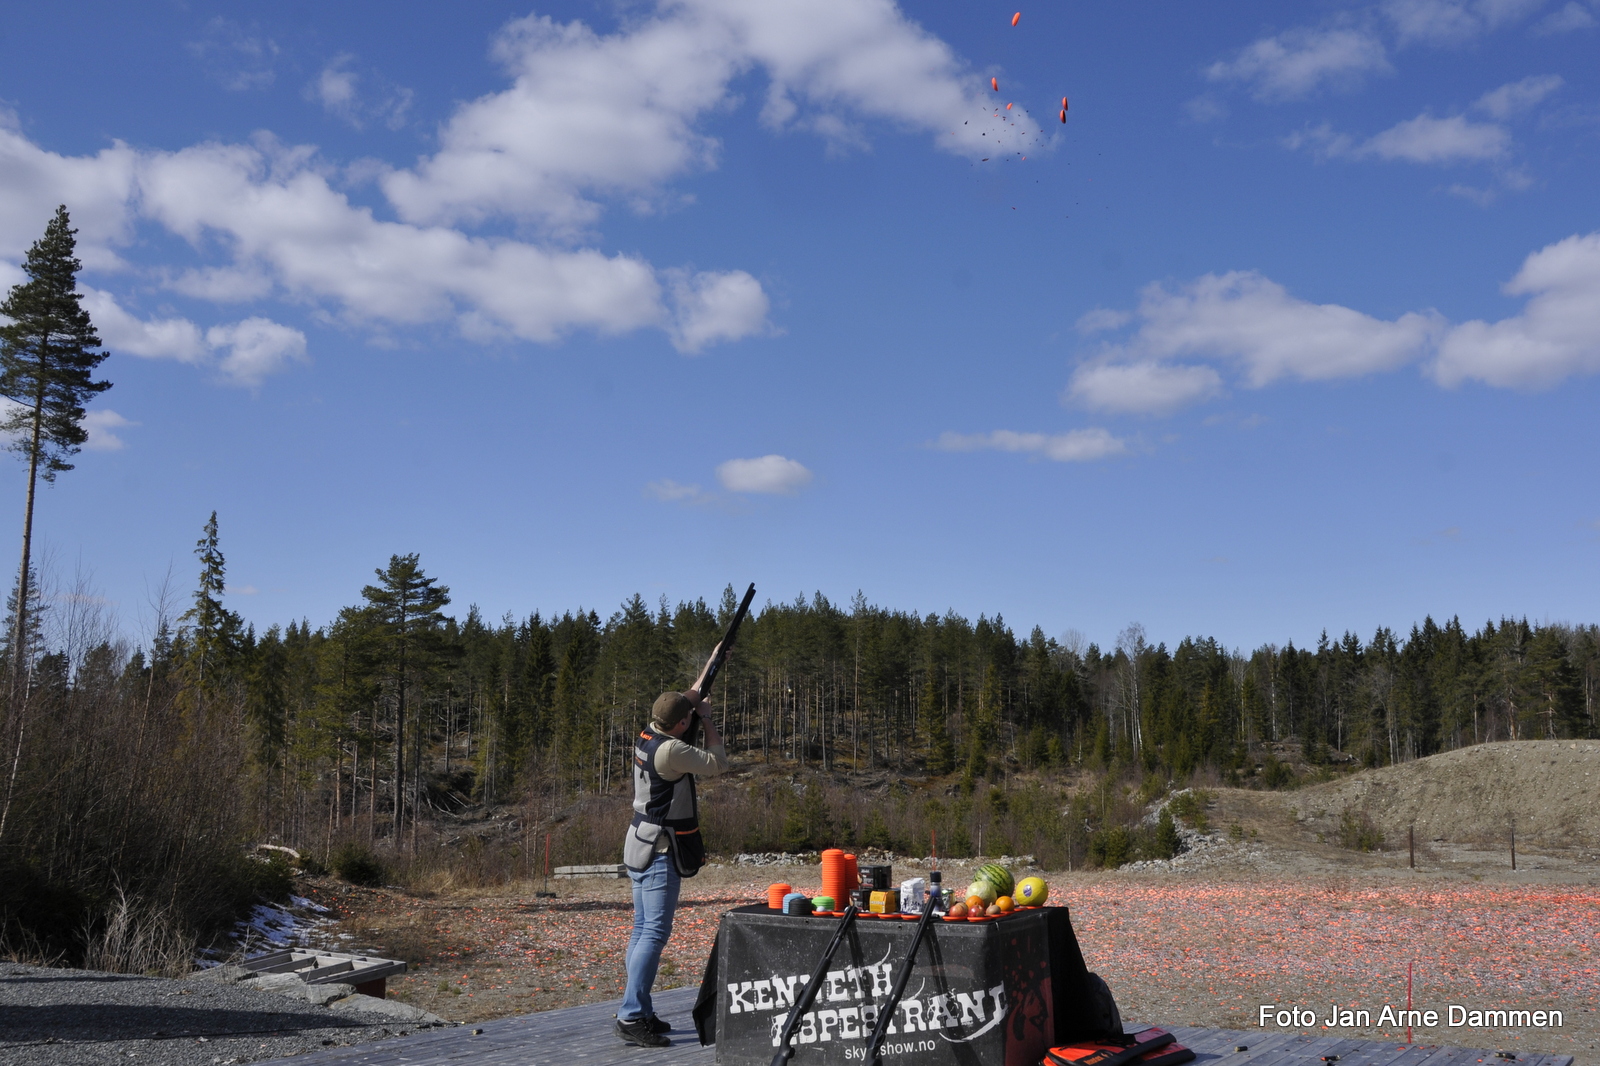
[{"left": 694, "top": 904, "right": 1104, "bottom": 1066}]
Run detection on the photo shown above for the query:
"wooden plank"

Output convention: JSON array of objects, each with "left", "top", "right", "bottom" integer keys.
[{"left": 554, "top": 864, "right": 629, "bottom": 879}]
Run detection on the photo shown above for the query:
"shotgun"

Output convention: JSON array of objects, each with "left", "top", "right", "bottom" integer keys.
[
  {"left": 686, "top": 583, "right": 754, "bottom": 745},
  {"left": 770, "top": 904, "right": 860, "bottom": 1066},
  {"left": 865, "top": 870, "right": 945, "bottom": 1066}
]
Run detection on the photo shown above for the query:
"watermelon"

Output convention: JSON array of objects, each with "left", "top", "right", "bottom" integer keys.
[{"left": 976, "top": 863, "right": 1014, "bottom": 897}]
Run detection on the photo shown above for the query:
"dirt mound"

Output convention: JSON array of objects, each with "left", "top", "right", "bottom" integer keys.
[{"left": 1291, "top": 739, "right": 1600, "bottom": 848}]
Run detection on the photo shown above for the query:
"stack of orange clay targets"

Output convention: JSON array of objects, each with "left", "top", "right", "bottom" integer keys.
[
  {"left": 767, "top": 851, "right": 868, "bottom": 916},
  {"left": 820, "top": 849, "right": 859, "bottom": 914}
]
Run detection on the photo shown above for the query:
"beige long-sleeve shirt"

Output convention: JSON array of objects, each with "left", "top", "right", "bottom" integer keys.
[{"left": 646, "top": 722, "right": 730, "bottom": 780}]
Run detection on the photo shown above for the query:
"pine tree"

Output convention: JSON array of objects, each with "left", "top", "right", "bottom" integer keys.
[
  {"left": 176, "top": 512, "right": 245, "bottom": 724},
  {"left": 0, "top": 564, "right": 45, "bottom": 679},
  {"left": 923, "top": 672, "right": 954, "bottom": 773},
  {"left": 361, "top": 554, "right": 450, "bottom": 846},
  {"left": 1, "top": 207, "right": 111, "bottom": 701},
  {"left": 1155, "top": 807, "right": 1181, "bottom": 859}
]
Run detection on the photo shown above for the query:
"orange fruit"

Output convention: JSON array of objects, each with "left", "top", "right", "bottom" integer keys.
[
  {"left": 995, "top": 896, "right": 1015, "bottom": 913},
  {"left": 966, "top": 895, "right": 985, "bottom": 911}
]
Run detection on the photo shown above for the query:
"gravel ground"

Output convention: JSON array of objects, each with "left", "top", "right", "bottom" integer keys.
[{"left": 0, "top": 964, "right": 449, "bottom": 1066}]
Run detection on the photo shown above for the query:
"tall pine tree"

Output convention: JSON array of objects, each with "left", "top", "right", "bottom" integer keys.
[
  {"left": 0, "top": 206, "right": 111, "bottom": 699},
  {"left": 362, "top": 554, "right": 450, "bottom": 848},
  {"left": 179, "top": 511, "right": 244, "bottom": 716}
]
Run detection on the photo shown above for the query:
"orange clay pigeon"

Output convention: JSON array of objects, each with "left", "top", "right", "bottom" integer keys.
[
  {"left": 991, "top": 77, "right": 999, "bottom": 91},
  {"left": 1062, "top": 97, "right": 1069, "bottom": 110},
  {"left": 1060, "top": 109, "right": 1067, "bottom": 123},
  {"left": 1006, "top": 102, "right": 1013, "bottom": 110},
  {"left": 1011, "top": 12, "right": 1021, "bottom": 26}
]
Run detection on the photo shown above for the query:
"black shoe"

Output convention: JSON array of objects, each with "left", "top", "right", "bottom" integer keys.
[
  {"left": 616, "top": 1017, "right": 670, "bottom": 1048},
  {"left": 645, "top": 1015, "right": 671, "bottom": 1034}
]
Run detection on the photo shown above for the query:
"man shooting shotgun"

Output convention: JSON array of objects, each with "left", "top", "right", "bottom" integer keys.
[{"left": 616, "top": 583, "right": 755, "bottom": 1048}]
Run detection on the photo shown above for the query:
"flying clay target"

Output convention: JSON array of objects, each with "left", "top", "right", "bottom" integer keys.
[
  {"left": 1011, "top": 12, "right": 1021, "bottom": 26},
  {"left": 991, "top": 77, "right": 998, "bottom": 91}
]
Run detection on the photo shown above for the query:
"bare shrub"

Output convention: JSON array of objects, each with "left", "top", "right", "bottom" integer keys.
[
  {"left": 81, "top": 887, "right": 198, "bottom": 977},
  {"left": 0, "top": 572, "right": 269, "bottom": 967}
]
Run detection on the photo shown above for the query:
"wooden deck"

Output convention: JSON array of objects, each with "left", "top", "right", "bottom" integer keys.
[{"left": 261, "top": 988, "right": 1576, "bottom": 1066}]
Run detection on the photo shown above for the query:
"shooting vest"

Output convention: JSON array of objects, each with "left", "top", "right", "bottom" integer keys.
[{"left": 622, "top": 729, "right": 706, "bottom": 877}]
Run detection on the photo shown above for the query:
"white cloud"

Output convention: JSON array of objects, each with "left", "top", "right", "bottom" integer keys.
[
  {"left": 645, "top": 479, "right": 711, "bottom": 504},
  {"left": 205, "top": 318, "right": 308, "bottom": 386},
  {"left": 1063, "top": 230, "right": 1600, "bottom": 414},
  {"left": 716, "top": 455, "right": 813, "bottom": 494},
  {"left": 167, "top": 265, "right": 273, "bottom": 303},
  {"left": 81, "top": 288, "right": 305, "bottom": 385},
  {"left": 1287, "top": 112, "right": 1511, "bottom": 166},
  {"left": 188, "top": 17, "right": 279, "bottom": 91},
  {"left": 80, "top": 288, "right": 206, "bottom": 362},
  {"left": 1384, "top": 0, "right": 1548, "bottom": 44},
  {"left": 1129, "top": 272, "right": 1442, "bottom": 386},
  {"left": 1474, "top": 75, "right": 1564, "bottom": 118},
  {"left": 0, "top": 0, "right": 1047, "bottom": 368},
  {"left": 1067, "top": 362, "right": 1223, "bottom": 415},
  {"left": 0, "top": 129, "right": 137, "bottom": 272},
  {"left": 383, "top": 0, "right": 1018, "bottom": 232},
  {"left": 935, "top": 428, "right": 1128, "bottom": 463},
  {"left": 1206, "top": 26, "right": 1391, "bottom": 101},
  {"left": 135, "top": 138, "right": 674, "bottom": 343},
  {"left": 1075, "top": 308, "right": 1132, "bottom": 334},
  {"left": 1362, "top": 113, "right": 1510, "bottom": 162},
  {"left": 1434, "top": 231, "right": 1600, "bottom": 387},
  {"left": 1067, "top": 272, "right": 1442, "bottom": 414},
  {"left": 666, "top": 268, "right": 772, "bottom": 353},
  {"left": 308, "top": 54, "right": 413, "bottom": 131},
  {"left": 82, "top": 409, "right": 137, "bottom": 451},
  {"left": 315, "top": 58, "right": 358, "bottom": 114},
  {"left": 1183, "top": 96, "right": 1229, "bottom": 123},
  {"left": 1532, "top": 1, "right": 1598, "bottom": 32}
]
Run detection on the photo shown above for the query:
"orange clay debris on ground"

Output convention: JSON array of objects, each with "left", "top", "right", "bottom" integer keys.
[{"left": 292, "top": 867, "right": 1600, "bottom": 1065}]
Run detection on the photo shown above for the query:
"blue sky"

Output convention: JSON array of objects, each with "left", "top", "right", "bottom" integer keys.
[{"left": 0, "top": 0, "right": 1596, "bottom": 653}]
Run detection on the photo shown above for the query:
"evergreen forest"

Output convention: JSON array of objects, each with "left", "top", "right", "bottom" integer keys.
[{"left": 2, "top": 511, "right": 1596, "bottom": 969}]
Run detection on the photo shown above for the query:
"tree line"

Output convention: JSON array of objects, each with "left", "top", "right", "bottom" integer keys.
[{"left": 21, "top": 516, "right": 1592, "bottom": 856}]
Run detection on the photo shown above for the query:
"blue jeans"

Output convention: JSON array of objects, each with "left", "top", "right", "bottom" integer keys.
[{"left": 621, "top": 850, "right": 680, "bottom": 1022}]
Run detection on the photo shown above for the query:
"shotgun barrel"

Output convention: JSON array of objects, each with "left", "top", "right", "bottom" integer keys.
[{"left": 699, "top": 582, "right": 755, "bottom": 698}]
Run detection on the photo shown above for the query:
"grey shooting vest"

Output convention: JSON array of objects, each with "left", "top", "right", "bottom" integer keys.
[{"left": 622, "top": 729, "right": 706, "bottom": 877}]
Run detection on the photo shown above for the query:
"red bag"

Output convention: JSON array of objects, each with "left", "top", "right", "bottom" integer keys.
[{"left": 1043, "top": 1027, "right": 1188, "bottom": 1066}]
